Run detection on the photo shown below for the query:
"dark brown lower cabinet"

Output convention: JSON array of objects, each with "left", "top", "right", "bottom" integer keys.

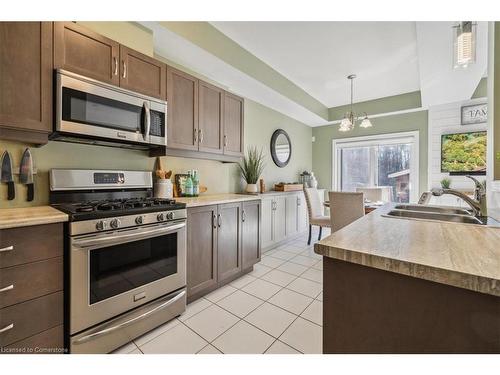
[
  {"left": 0, "top": 223, "right": 64, "bottom": 354},
  {"left": 217, "top": 202, "right": 242, "bottom": 283},
  {"left": 242, "top": 200, "right": 261, "bottom": 270},
  {"left": 186, "top": 205, "right": 218, "bottom": 300},
  {"left": 186, "top": 200, "right": 261, "bottom": 302}
]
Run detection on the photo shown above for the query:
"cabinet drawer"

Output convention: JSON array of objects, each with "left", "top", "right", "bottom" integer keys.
[
  {"left": 4, "top": 325, "right": 64, "bottom": 354},
  {"left": 0, "top": 291, "right": 63, "bottom": 347},
  {"left": 0, "top": 257, "right": 63, "bottom": 308},
  {"left": 0, "top": 223, "right": 63, "bottom": 269}
]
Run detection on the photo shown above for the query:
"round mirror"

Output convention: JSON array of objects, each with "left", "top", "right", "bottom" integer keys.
[{"left": 270, "top": 129, "right": 292, "bottom": 167}]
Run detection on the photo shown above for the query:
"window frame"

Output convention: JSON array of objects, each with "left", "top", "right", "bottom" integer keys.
[{"left": 332, "top": 131, "right": 420, "bottom": 202}]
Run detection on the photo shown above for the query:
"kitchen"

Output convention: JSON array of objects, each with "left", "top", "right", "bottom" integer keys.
[{"left": 1, "top": 4, "right": 500, "bottom": 371}]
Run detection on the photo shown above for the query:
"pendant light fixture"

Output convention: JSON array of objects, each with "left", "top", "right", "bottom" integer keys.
[
  {"left": 339, "top": 74, "right": 372, "bottom": 132},
  {"left": 453, "top": 22, "right": 476, "bottom": 69}
]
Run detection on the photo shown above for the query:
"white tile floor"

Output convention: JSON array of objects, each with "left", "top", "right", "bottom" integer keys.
[{"left": 112, "top": 227, "right": 328, "bottom": 354}]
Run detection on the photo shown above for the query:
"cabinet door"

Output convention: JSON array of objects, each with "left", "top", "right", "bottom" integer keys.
[
  {"left": 54, "top": 22, "right": 119, "bottom": 85},
  {"left": 273, "top": 196, "right": 287, "bottom": 243},
  {"left": 261, "top": 197, "right": 275, "bottom": 250},
  {"left": 198, "top": 81, "right": 224, "bottom": 154},
  {"left": 186, "top": 205, "right": 218, "bottom": 298},
  {"left": 242, "top": 200, "right": 261, "bottom": 270},
  {"left": 297, "top": 192, "right": 309, "bottom": 233},
  {"left": 285, "top": 194, "right": 299, "bottom": 237},
  {"left": 223, "top": 92, "right": 244, "bottom": 156},
  {"left": 119, "top": 45, "right": 166, "bottom": 99},
  {"left": 166, "top": 67, "right": 199, "bottom": 150},
  {"left": 217, "top": 202, "right": 242, "bottom": 283},
  {"left": 0, "top": 22, "right": 53, "bottom": 140}
]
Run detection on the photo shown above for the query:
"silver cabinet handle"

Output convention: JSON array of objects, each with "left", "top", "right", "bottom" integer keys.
[
  {"left": 212, "top": 214, "right": 217, "bottom": 229},
  {"left": 194, "top": 128, "right": 198, "bottom": 143},
  {"left": 223, "top": 135, "right": 228, "bottom": 147},
  {"left": 217, "top": 214, "right": 221, "bottom": 228},
  {"left": 122, "top": 60, "right": 127, "bottom": 79},
  {"left": 73, "top": 290, "right": 186, "bottom": 345},
  {"left": 199, "top": 129, "right": 203, "bottom": 144},
  {"left": 0, "top": 284, "right": 14, "bottom": 293},
  {"left": 0, "top": 323, "right": 14, "bottom": 334},
  {"left": 0, "top": 245, "right": 13, "bottom": 252},
  {"left": 113, "top": 57, "right": 118, "bottom": 76},
  {"left": 242, "top": 209, "right": 246, "bottom": 222}
]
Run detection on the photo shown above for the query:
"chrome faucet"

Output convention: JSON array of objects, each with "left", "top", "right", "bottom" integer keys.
[{"left": 431, "top": 176, "right": 487, "bottom": 217}]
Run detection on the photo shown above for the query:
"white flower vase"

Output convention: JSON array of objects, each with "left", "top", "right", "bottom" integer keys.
[{"left": 246, "top": 183, "right": 258, "bottom": 194}]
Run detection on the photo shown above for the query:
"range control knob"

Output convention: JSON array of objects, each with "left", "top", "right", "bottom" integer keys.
[
  {"left": 166, "top": 212, "right": 175, "bottom": 220},
  {"left": 95, "top": 221, "right": 107, "bottom": 231},
  {"left": 110, "top": 219, "right": 121, "bottom": 229},
  {"left": 135, "top": 216, "right": 143, "bottom": 225},
  {"left": 157, "top": 213, "right": 165, "bottom": 222}
]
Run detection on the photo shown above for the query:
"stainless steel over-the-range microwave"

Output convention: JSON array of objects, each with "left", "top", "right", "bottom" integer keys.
[{"left": 52, "top": 69, "right": 167, "bottom": 149}]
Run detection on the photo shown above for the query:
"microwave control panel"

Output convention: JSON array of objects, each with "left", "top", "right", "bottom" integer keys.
[{"left": 150, "top": 111, "right": 165, "bottom": 137}]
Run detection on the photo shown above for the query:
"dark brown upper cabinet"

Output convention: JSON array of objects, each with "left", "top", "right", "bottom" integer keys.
[
  {"left": 166, "top": 67, "right": 199, "bottom": 151},
  {"left": 0, "top": 22, "right": 53, "bottom": 144},
  {"left": 198, "top": 81, "right": 224, "bottom": 154},
  {"left": 54, "top": 22, "right": 120, "bottom": 85},
  {"left": 119, "top": 45, "right": 166, "bottom": 100},
  {"left": 223, "top": 92, "right": 244, "bottom": 157}
]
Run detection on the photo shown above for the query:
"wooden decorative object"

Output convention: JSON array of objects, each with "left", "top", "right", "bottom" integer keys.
[{"left": 274, "top": 183, "right": 303, "bottom": 192}]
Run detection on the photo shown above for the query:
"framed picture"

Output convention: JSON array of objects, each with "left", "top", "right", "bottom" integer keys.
[
  {"left": 174, "top": 174, "right": 189, "bottom": 197},
  {"left": 461, "top": 103, "right": 487, "bottom": 125}
]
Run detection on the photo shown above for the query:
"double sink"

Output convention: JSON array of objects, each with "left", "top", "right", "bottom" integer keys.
[{"left": 384, "top": 204, "right": 500, "bottom": 227}]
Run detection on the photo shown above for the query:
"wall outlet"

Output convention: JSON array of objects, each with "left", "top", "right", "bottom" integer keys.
[
  {"left": 312, "top": 136, "right": 316, "bottom": 142},
  {"left": 496, "top": 151, "right": 500, "bottom": 161}
]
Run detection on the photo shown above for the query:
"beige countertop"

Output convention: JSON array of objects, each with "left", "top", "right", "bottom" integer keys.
[
  {"left": 176, "top": 193, "right": 261, "bottom": 207},
  {"left": 0, "top": 206, "right": 68, "bottom": 230},
  {"left": 315, "top": 204, "right": 500, "bottom": 297}
]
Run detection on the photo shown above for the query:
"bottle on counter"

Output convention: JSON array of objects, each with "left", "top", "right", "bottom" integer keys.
[
  {"left": 192, "top": 170, "right": 200, "bottom": 197},
  {"left": 184, "top": 170, "right": 194, "bottom": 197}
]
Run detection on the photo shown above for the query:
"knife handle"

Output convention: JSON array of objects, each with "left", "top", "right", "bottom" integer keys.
[
  {"left": 27, "top": 183, "right": 34, "bottom": 202},
  {"left": 7, "top": 181, "right": 15, "bottom": 200}
]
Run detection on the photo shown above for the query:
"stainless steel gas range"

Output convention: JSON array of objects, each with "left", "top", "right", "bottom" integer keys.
[{"left": 50, "top": 169, "right": 187, "bottom": 354}]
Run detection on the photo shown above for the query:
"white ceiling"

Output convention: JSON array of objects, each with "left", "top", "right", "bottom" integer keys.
[
  {"left": 144, "top": 21, "right": 489, "bottom": 126},
  {"left": 211, "top": 22, "right": 421, "bottom": 108}
]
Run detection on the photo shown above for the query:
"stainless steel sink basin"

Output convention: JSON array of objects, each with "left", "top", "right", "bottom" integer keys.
[
  {"left": 394, "top": 204, "right": 472, "bottom": 216},
  {"left": 386, "top": 209, "right": 484, "bottom": 224}
]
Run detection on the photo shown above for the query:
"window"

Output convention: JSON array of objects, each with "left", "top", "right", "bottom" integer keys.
[{"left": 332, "top": 132, "right": 419, "bottom": 203}]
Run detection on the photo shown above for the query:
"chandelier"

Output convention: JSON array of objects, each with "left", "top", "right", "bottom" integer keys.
[{"left": 339, "top": 74, "right": 372, "bottom": 132}]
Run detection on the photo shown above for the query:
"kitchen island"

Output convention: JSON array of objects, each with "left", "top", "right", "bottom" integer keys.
[{"left": 314, "top": 204, "right": 500, "bottom": 353}]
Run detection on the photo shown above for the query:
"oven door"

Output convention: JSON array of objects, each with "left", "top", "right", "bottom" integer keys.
[
  {"left": 56, "top": 70, "right": 166, "bottom": 147},
  {"left": 69, "top": 221, "right": 186, "bottom": 335}
]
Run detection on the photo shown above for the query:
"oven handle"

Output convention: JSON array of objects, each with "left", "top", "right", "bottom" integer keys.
[
  {"left": 72, "top": 222, "right": 185, "bottom": 249},
  {"left": 73, "top": 289, "right": 186, "bottom": 345}
]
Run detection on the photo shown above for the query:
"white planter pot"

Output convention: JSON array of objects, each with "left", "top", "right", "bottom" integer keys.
[{"left": 246, "top": 183, "right": 258, "bottom": 193}]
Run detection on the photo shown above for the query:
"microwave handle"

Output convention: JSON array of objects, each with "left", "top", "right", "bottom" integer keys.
[{"left": 142, "top": 101, "right": 151, "bottom": 141}]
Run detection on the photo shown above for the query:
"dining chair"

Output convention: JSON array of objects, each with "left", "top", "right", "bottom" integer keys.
[
  {"left": 329, "top": 191, "right": 365, "bottom": 232},
  {"left": 304, "top": 187, "right": 330, "bottom": 245},
  {"left": 356, "top": 186, "right": 393, "bottom": 202}
]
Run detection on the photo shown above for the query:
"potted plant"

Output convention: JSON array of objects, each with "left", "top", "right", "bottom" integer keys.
[
  {"left": 239, "top": 147, "right": 265, "bottom": 193},
  {"left": 440, "top": 178, "right": 451, "bottom": 189}
]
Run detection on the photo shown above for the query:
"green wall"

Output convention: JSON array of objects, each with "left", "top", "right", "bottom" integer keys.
[
  {"left": 328, "top": 91, "right": 422, "bottom": 121},
  {"left": 0, "top": 22, "right": 312, "bottom": 209},
  {"left": 312, "top": 111, "right": 428, "bottom": 195}
]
